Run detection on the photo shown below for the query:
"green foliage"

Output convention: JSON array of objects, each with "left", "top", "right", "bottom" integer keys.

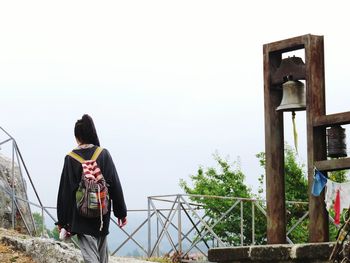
[
  {"left": 256, "top": 145, "right": 308, "bottom": 201},
  {"left": 180, "top": 154, "right": 251, "bottom": 199},
  {"left": 10, "top": 256, "right": 19, "bottom": 262},
  {"left": 32, "top": 212, "right": 45, "bottom": 237},
  {"left": 146, "top": 257, "right": 173, "bottom": 263},
  {"left": 48, "top": 226, "right": 60, "bottom": 240},
  {"left": 32, "top": 212, "right": 59, "bottom": 240},
  {"left": 284, "top": 146, "right": 308, "bottom": 202},
  {"left": 255, "top": 152, "right": 265, "bottom": 196},
  {"left": 256, "top": 145, "right": 309, "bottom": 243},
  {"left": 256, "top": 145, "right": 350, "bottom": 243},
  {"left": 329, "top": 169, "right": 348, "bottom": 183},
  {"left": 181, "top": 145, "right": 350, "bottom": 246},
  {"left": 180, "top": 154, "right": 266, "bottom": 245}
]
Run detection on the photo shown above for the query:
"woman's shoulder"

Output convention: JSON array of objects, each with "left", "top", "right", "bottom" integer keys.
[
  {"left": 99, "top": 147, "right": 111, "bottom": 158},
  {"left": 65, "top": 145, "right": 106, "bottom": 161}
]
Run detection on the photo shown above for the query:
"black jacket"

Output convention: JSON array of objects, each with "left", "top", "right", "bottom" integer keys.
[{"left": 56, "top": 146, "right": 127, "bottom": 236}]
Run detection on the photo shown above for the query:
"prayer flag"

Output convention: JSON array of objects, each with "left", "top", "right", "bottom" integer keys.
[{"left": 312, "top": 170, "right": 327, "bottom": 196}]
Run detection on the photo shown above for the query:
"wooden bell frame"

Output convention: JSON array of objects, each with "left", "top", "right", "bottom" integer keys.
[{"left": 264, "top": 34, "right": 328, "bottom": 243}]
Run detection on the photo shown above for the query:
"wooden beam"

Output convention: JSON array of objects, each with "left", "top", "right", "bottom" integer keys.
[
  {"left": 263, "top": 34, "right": 309, "bottom": 53},
  {"left": 264, "top": 43, "right": 286, "bottom": 244},
  {"left": 315, "top": 158, "right": 350, "bottom": 172},
  {"left": 305, "top": 34, "right": 329, "bottom": 242},
  {"left": 314, "top": 111, "right": 350, "bottom": 127}
]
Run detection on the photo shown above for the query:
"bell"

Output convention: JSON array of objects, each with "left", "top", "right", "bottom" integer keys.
[
  {"left": 276, "top": 79, "right": 306, "bottom": 112},
  {"left": 327, "top": 125, "right": 347, "bottom": 158}
]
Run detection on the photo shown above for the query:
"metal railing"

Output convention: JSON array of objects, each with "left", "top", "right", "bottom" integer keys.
[
  {"left": 0, "top": 127, "right": 39, "bottom": 236},
  {"left": 111, "top": 194, "right": 339, "bottom": 260},
  {"left": 0, "top": 126, "right": 341, "bottom": 261},
  {"left": 144, "top": 194, "right": 309, "bottom": 259}
]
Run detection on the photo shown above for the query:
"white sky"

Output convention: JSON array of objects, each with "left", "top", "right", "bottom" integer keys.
[{"left": 1, "top": 0, "right": 350, "bottom": 212}]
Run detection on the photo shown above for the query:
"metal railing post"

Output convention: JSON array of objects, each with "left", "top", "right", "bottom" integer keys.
[
  {"left": 252, "top": 201, "right": 255, "bottom": 245},
  {"left": 11, "top": 139, "right": 15, "bottom": 230},
  {"left": 14, "top": 143, "right": 36, "bottom": 235},
  {"left": 149, "top": 197, "right": 178, "bottom": 256},
  {"left": 178, "top": 194, "right": 182, "bottom": 255},
  {"left": 148, "top": 197, "right": 151, "bottom": 258},
  {"left": 156, "top": 212, "right": 159, "bottom": 257},
  {"left": 240, "top": 200, "right": 244, "bottom": 246},
  {"left": 41, "top": 206, "right": 45, "bottom": 237}
]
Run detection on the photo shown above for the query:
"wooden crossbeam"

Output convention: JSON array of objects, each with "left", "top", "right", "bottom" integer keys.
[
  {"left": 313, "top": 111, "right": 350, "bottom": 127},
  {"left": 315, "top": 158, "right": 350, "bottom": 172}
]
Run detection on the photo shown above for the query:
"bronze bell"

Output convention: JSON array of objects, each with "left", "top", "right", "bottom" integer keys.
[
  {"left": 327, "top": 125, "right": 347, "bottom": 158},
  {"left": 276, "top": 79, "right": 306, "bottom": 112}
]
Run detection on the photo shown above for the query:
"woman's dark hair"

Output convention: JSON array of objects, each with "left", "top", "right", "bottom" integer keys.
[{"left": 74, "top": 114, "right": 100, "bottom": 146}]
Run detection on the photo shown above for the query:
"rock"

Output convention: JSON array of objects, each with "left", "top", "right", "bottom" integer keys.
[
  {"left": 1, "top": 233, "right": 83, "bottom": 262},
  {"left": 0, "top": 154, "right": 35, "bottom": 235},
  {"left": 0, "top": 228, "right": 154, "bottom": 263},
  {"left": 0, "top": 155, "right": 35, "bottom": 234}
]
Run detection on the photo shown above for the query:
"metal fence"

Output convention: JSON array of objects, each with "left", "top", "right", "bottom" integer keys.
[
  {"left": 146, "top": 194, "right": 308, "bottom": 258},
  {"left": 0, "top": 126, "right": 340, "bottom": 261},
  {"left": 114, "top": 194, "right": 339, "bottom": 260}
]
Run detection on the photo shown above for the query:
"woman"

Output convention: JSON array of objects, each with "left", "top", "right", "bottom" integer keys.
[{"left": 56, "top": 114, "right": 127, "bottom": 263}]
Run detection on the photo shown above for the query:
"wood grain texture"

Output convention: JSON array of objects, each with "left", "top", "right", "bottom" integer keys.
[
  {"left": 315, "top": 158, "right": 350, "bottom": 172},
  {"left": 263, "top": 43, "right": 286, "bottom": 244},
  {"left": 314, "top": 111, "right": 350, "bottom": 127}
]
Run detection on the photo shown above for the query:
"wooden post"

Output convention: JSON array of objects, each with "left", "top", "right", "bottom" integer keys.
[
  {"left": 305, "top": 35, "right": 328, "bottom": 242},
  {"left": 263, "top": 46, "right": 286, "bottom": 244}
]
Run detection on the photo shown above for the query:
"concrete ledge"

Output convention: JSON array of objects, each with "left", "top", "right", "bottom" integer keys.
[{"left": 208, "top": 242, "right": 335, "bottom": 263}]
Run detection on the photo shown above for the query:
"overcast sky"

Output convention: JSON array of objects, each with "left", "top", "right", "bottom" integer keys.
[{"left": 1, "top": 0, "right": 350, "bottom": 213}]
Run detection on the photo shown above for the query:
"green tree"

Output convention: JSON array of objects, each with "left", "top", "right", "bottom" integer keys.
[
  {"left": 32, "top": 212, "right": 59, "bottom": 240},
  {"left": 257, "top": 145, "right": 349, "bottom": 243},
  {"left": 181, "top": 145, "right": 349, "bottom": 246},
  {"left": 256, "top": 145, "right": 308, "bottom": 201},
  {"left": 328, "top": 169, "right": 347, "bottom": 183},
  {"left": 257, "top": 145, "right": 309, "bottom": 243},
  {"left": 32, "top": 212, "right": 45, "bottom": 237},
  {"left": 180, "top": 154, "right": 266, "bottom": 245}
]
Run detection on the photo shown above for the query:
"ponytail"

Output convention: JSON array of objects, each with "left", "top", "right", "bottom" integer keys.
[{"left": 74, "top": 114, "right": 100, "bottom": 146}]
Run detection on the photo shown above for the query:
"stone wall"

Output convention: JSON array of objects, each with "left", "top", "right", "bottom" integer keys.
[
  {"left": 208, "top": 243, "right": 336, "bottom": 263},
  {"left": 0, "top": 154, "right": 36, "bottom": 235}
]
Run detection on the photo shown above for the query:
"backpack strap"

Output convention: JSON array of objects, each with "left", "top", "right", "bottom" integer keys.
[
  {"left": 67, "top": 151, "right": 86, "bottom": 164},
  {"left": 91, "top": 147, "right": 103, "bottom": 161},
  {"left": 68, "top": 147, "right": 103, "bottom": 163}
]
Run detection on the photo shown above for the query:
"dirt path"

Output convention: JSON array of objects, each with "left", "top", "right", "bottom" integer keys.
[{"left": 0, "top": 242, "right": 35, "bottom": 263}]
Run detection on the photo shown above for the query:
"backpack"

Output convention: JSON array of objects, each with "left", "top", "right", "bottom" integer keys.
[{"left": 68, "top": 147, "right": 109, "bottom": 231}]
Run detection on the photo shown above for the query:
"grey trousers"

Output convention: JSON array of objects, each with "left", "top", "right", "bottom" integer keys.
[{"left": 77, "top": 234, "right": 109, "bottom": 263}]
